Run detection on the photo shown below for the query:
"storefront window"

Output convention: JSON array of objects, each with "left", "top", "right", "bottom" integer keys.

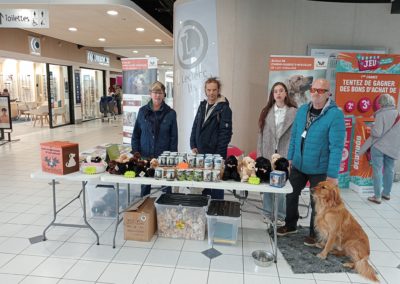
[
  {"left": 81, "top": 68, "right": 104, "bottom": 120},
  {"left": 48, "top": 64, "right": 71, "bottom": 127}
]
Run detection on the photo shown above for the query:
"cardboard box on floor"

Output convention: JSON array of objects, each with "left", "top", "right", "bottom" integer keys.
[{"left": 124, "top": 197, "right": 156, "bottom": 242}]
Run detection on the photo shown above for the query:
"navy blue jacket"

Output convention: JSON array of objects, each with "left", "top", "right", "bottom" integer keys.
[
  {"left": 131, "top": 101, "right": 178, "bottom": 158},
  {"left": 190, "top": 96, "right": 233, "bottom": 159}
]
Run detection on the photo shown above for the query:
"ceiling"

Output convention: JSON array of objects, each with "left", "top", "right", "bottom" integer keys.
[{"left": 0, "top": 1, "right": 174, "bottom": 65}]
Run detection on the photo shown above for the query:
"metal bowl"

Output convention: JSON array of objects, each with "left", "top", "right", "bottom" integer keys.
[{"left": 252, "top": 250, "right": 274, "bottom": 267}]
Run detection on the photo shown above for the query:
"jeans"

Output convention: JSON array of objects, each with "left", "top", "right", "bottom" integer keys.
[
  {"left": 263, "top": 192, "right": 286, "bottom": 220},
  {"left": 371, "top": 146, "right": 395, "bottom": 199},
  {"left": 141, "top": 185, "right": 172, "bottom": 197},
  {"left": 285, "top": 167, "right": 327, "bottom": 237}
]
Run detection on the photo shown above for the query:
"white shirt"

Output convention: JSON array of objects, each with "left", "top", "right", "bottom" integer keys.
[{"left": 274, "top": 104, "right": 287, "bottom": 138}]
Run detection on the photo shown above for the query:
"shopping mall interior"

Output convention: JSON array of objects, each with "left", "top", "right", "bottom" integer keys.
[{"left": 1, "top": 0, "right": 400, "bottom": 284}]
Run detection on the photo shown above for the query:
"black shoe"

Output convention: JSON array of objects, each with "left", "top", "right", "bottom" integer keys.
[
  {"left": 277, "top": 226, "right": 297, "bottom": 236},
  {"left": 303, "top": 236, "right": 317, "bottom": 247}
]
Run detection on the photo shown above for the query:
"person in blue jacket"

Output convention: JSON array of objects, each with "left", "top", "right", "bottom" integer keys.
[
  {"left": 190, "top": 77, "right": 233, "bottom": 199},
  {"left": 131, "top": 81, "right": 178, "bottom": 196},
  {"left": 277, "top": 78, "right": 345, "bottom": 247}
]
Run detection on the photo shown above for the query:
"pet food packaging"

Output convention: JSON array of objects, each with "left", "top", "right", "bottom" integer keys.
[
  {"left": 124, "top": 197, "right": 157, "bottom": 242},
  {"left": 269, "top": 170, "right": 286, "bottom": 188},
  {"left": 213, "top": 157, "right": 223, "bottom": 170},
  {"left": 159, "top": 155, "right": 167, "bottom": 166},
  {"left": 211, "top": 170, "right": 221, "bottom": 182},
  {"left": 195, "top": 155, "right": 204, "bottom": 168},
  {"left": 154, "top": 167, "right": 164, "bottom": 180},
  {"left": 165, "top": 168, "right": 175, "bottom": 181},
  {"left": 185, "top": 169, "right": 194, "bottom": 181},
  {"left": 193, "top": 169, "right": 203, "bottom": 181},
  {"left": 203, "top": 169, "right": 212, "bottom": 182},
  {"left": 162, "top": 151, "right": 171, "bottom": 155},
  {"left": 177, "top": 169, "right": 186, "bottom": 181},
  {"left": 167, "top": 156, "right": 176, "bottom": 166},
  {"left": 204, "top": 156, "right": 213, "bottom": 170},
  {"left": 40, "top": 141, "right": 79, "bottom": 175},
  {"left": 187, "top": 155, "right": 195, "bottom": 168},
  {"left": 155, "top": 194, "right": 209, "bottom": 240},
  {"left": 176, "top": 155, "right": 185, "bottom": 164}
]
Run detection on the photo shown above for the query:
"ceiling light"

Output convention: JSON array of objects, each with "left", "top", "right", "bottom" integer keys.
[
  {"left": 163, "top": 61, "right": 167, "bottom": 64},
  {"left": 132, "top": 50, "right": 139, "bottom": 54},
  {"left": 98, "top": 38, "right": 106, "bottom": 42},
  {"left": 136, "top": 27, "right": 145, "bottom": 32},
  {"left": 154, "top": 38, "right": 162, "bottom": 43},
  {"left": 68, "top": 27, "right": 77, "bottom": 32},
  {"left": 145, "top": 55, "right": 150, "bottom": 58},
  {"left": 107, "top": 10, "right": 118, "bottom": 16}
]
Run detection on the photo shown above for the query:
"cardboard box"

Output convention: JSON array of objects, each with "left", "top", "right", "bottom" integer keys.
[
  {"left": 40, "top": 141, "right": 79, "bottom": 175},
  {"left": 124, "top": 197, "right": 156, "bottom": 242}
]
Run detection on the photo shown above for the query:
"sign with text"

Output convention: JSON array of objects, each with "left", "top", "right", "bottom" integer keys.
[
  {"left": 86, "top": 51, "right": 110, "bottom": 67},
  {"left": 0, "top": 9, "right": 49, "bottom": 28}
]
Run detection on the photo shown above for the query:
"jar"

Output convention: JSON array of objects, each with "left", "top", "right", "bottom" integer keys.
[{"left": 154, "top": 167, "right": 164, "bottom": 180}]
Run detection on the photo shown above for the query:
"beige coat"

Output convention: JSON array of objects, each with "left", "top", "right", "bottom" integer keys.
[{"left": 257, "top": 106, "right": 297, "bottom": 160}]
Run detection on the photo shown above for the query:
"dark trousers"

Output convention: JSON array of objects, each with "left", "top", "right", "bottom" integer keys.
[
  {"left": 141, "top": 185, "right": 172, "bottom": 197},
  {"left": 202, "top": 188, "right": 224, "bottom": 199},
  {"left": 285, "top": 167, "right": 327, "bottom": 237}
]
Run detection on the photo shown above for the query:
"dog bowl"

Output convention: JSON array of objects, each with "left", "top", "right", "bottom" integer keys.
[{"left": 252, "top": 250, "right": 274, "bottom": 267}]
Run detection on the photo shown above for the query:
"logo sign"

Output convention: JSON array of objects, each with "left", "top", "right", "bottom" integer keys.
[
  {"left": 87, "top": 51, "right": 110, "bottom": 66},
  {"left": 28, "top": 36, "right": 41, "bottom": 56},
  {"left": 357, "top": 54, "right": 380, "bottom": 71},
  {"left": 177, "top": 20, "right": 208, "bottom": 69},
  {"left": 0, "top": 9, "right": 49, "bottom": 28}
]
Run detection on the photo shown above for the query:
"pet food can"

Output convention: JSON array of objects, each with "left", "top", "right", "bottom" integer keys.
[
  {"left": 211, "top": 170, "right": 221, "bottom": 182},
  {"left": 185, "top": 169, "right": 194, "bottom": 181},
  {"left": 159, "top": 155, "right": 167, "bottom": 166},
  {"left": 162, "top": 151, "right": 170, "bottom": 156},
  {"left": 193, "top": 169, "right": 203, "bottom": 182},
  {"left": 166, "top": 168, "right": 175, "bottom": 181},
  {"left": 167, "top": 156, "right": 176, "bottom": 166},
  {"left": 204, "top": 156, "right": 213, "bottom": 170},
  {"left": 213, "top": 157, "right": 223, "bottom": 170},
  {"left": 170, "top": 152, "right": 178, "bottom": 156},
  {"left": 175, "top": 155, "right": 184, "bottom": 164},
  {"left": 203, "top": 169, "right": 212, "bottom": 182},
  {"left": 154, "top": 167, "right": 164, "bottom": 180},
  {"left": 176, "top": 169, "right": 186, "bottom": 181},
  {"left": 187, "top": 155, "right": 195, "bottom": 168},
  {"left": 196, "top": 155, "right": 204, "bottom": 168}
]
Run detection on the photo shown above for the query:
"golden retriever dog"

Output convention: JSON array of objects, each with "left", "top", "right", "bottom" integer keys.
[
  {"left": 239, "top": 156, "right": 256, "bottom": 182},
  {"left": 285, "top": 75, "right": 313, "bottom": 106},
  {"left": 312, "top": 181, "right": 379, "bottom": 283}
]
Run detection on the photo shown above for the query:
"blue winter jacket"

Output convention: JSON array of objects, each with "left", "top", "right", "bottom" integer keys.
[
  {"left": 131, "top": 101, "right": 178, "bottom": 159},
  {"left": 287, "top": 99, "right": 345, "bottom": 178}
]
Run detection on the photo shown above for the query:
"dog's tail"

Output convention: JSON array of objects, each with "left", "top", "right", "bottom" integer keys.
[{"left": 355, "top": 257, "right": 379, "bottom": 282}]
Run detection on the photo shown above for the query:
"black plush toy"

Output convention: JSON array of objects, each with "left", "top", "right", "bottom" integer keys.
[
  {"left": 274, "top": 157, "right": 290, "bottom": 180},
  {"left": 255, "top": 157, "right": 272, "bottom": 183},
  {"left": 222, "top": 155, "right": 241, "bottom": 181}
]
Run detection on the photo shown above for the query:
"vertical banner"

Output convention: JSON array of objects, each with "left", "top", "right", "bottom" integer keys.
[
  {"left": 121, "top": 58, "right": 157, "bottom": 144},
  {"left": 338, "top": 116, "right": 354, "bottom": 188},
  {"left": 74, "top": 70, "right": 81, "bottom": 105},
  {"left": 174, "top": 0, "right": 219, "bottom": 152},
  {"left": 268, "top": 56, "right": 328, "bottom": 107},
  {"left": 0, "top": 96, "right": 12, "bottom": 130}
]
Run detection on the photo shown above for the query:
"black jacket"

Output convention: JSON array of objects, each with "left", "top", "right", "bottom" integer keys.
[{"left": 190, "top": 95, "right": 233, "bottom": 158}]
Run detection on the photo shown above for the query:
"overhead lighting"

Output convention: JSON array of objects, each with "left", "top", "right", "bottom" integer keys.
[
  {"left": 68, "top": 27, "right": 77, "bottom": 32},
  {"left": 98, "top": 38, "right": 106, "bottom": 42},
  {"left": 145, "top": 55, "right": 150, "bottom": 58},
  {"left": 132, "top": 50, "right": 139, "bottom": 54},
  {"left": 154, "top": 38, "right": 162, "bottom": 43},
  {"left": 163, "top": 61, "right": 167, "bottom": 64},
  {"left": 136, "top": 27, "right": 145, "bottom": 32},
  {"left": 107, "top": 10, "right": 118, "bottom": 16}
]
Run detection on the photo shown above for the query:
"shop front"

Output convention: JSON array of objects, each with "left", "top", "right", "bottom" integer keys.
[{"left": 80, "top": 68, "right": 105, "bottom": 121}]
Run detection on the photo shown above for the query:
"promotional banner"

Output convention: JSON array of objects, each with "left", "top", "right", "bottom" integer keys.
[
  {"left": 268, "top": 56, "right": 328, "bottom": 107},
  {"left": 121, "top": 58, "right": 157, "bottom": 144},
  {"left": 335, "top": 53, "right": 400, "bottom": 117},
  {"left": 0, "top": 96, "right": 12, "bottom": 130},
  {"left": 338, "top": 116, "right": 354, "bottom": 189},
  {"left": 174, "top": 0, "right": 219, "bottom": 152}
]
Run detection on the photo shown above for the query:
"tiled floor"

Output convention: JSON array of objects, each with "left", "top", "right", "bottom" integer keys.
[{"left": 0, "top": 119, "right": 399, "bottom": 283}]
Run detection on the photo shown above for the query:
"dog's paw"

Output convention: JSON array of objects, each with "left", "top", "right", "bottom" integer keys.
[
  {"left": 315, "top": 242, "right": 324, "bottom": 249},
  {"left": 317, "top": 252, "right": 327, "bottom": 259}
]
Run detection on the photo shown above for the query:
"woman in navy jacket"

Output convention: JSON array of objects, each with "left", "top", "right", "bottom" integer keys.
[{"left": 131, "top": 81, "right": 178, "bottom": 196}]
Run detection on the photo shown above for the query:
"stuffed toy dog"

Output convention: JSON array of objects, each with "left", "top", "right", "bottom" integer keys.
[
  {"left": 222, "top": 155, "right": 241, "bottom": 181},
  {"left": 274, "top": 157, "right": 290, "bottom": 181},
  {"left": 146, "top": 158, "right": 159, "bottom": 177},
  {"left": 255, "top": 157, "right": 272, "bottom": 183},
  {"left": 271, "top": 153, "right": 281, "bottom": 170},
  {"left": 239, "top": 156, "right": 256, "bottom": 182}
]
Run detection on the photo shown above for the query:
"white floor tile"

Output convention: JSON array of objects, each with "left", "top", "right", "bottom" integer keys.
[
  {"left": 370, "top": 250, "right": 400, "bottom": 267},
  {"left": 0, "top": 254, "right": 45, "bottom": 275},
  {"left": 81, "top": 243, "right": 118, "bottom": 262},
  {"left": 242, "top": 241, "right": 272, "bottom": 256},
  {"left": 153, "top": 237, "right": 185, "bottom": 250},
  {"left": 313, "top": 272, "right": 350, "bottom": 282},
  {"left": 20, "top": 275, "right": 60, "bottom": 284},
  {"left": 0, "top": 252, "right": 15, "bottom": 267},
  {"left": 58, "top": 280, "right": 95, "bottom": 284},
  {"left": 171, "top": 268, "right": 209, "bottom": 284},
  {"left": 210, "top": 254, "right": 243, "bottom": 273},
  {"left": 21, "top": 240, "right": 63, "bottom": 256},
  {"left": 375, "top": 266, "right": 400, "bottom": 284},
  {"left": 0, "top": 223, "right": 26, "bottom": 237},
  {"left": 182, "top": 239, "right": 212, "bottom": 252},
  {"left": 208, "top": 271, "right": 243, "bottom": 284},
  {"left": 176, "top": 251, "right": 210, "bottom": 270},
  {"left": 113, "top": 246, "right": 150, "bottom": 264},
  {"left": 133, "top": 265, "right": 174, "bottom": 284},
  {"left": 52, "top": 242, "right": 92, "bottom": 259},
  {"left": 144, "top": 248, "right": 180, "bottom": 267},
  {"left": 381, "top": 239, "right": 400, "bottom": 252},
  {"left": 243, "top": 256, "right": 278, "bottom": 276},
  {"left": 280, "top": 278, "right": 317, "bottom": 284},
  {"left": 0, "top": 273, "right": 25, "bottom": 283},
  {"left": 97, "top": 262, "right": 141, "bottom": 284},
  {"left": 244, "top": 274, "right": 280, "bottom": 284},
  {"left": 63, "top": 260, "right": 108, "bottom": 282},
  {"left": 212, "top": 243, "right": 243, "bottom": 255},
  {"left": 31, "top": 257, "right": 77, "bottom": 278},
  {"left": 0, "top": 237, "right": 30, "bottom": 254}
]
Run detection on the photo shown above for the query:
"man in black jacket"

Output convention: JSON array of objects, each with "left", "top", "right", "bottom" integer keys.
[{"left": 190, "top": 77, "right": 233, "bottom": 199}]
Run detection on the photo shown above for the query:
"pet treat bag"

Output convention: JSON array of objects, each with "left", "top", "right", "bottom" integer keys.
[{"left": 40, "top": 141, "right": 79, "bottom": 175}]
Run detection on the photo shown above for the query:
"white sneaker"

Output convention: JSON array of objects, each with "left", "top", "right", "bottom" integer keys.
[{"left": 276, "top": 219, "right": 285, "bottom": 227}]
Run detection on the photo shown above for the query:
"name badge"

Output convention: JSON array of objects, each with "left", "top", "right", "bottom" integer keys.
[{"left": 301, "top": 130, "right": 307, "bottom": 138}]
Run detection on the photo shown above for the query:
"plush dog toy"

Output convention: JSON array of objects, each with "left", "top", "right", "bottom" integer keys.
[
  {"left": 146, "top": 158, "right": 159, "bottom": 177},
  {"left": 222, "top": 155, "right": 241, "bottom": 181},
  {"left": 239, "top": 156, "right": 256, "bottom": 182},
  {"left": 271, "top": 153, "right": 281, "bottom": 170},
  {"left": 274, "top": 157, "right": 290, "bottom": 181},
  {"left": 255, "top": 157, "right": 272, "bottom": 183}
]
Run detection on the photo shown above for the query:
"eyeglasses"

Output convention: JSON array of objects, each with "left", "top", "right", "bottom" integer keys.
[
  {"left": 151, "top": 91, "right": 164, "bottom": 95},
  {"left": 310, "top": 88, "right": 329, "bottom": 94}
]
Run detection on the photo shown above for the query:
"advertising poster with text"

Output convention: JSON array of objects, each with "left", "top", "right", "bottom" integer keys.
[
  {"left": 338, "top": 116, "right": 354, "bottom": 189},
  {"left": 268, "top": 56, "right": 327, "bottom": 107},
  {"left": 121, "top": 58, "right": 157, "bottom": 144}
]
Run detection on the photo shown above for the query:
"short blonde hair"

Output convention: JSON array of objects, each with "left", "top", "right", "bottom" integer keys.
[
  {"left": 150, "top": 81, "right": 165, "bottom": 94},
  {"left": 379, "top": 94, "right": 395, "bottom": 107}
]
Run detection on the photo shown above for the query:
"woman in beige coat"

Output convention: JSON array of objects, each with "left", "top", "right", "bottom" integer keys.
[{"left": 257, "top": 82, "right": 297, "bottom": 223}]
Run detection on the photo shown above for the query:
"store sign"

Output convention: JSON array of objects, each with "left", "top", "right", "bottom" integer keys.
[
  {"left": 28, "top": 36, "right": 41, "bottom": 56},
  {"left": 0, "top": 9, "right": 49, "bottom": 28},
  {"left": 87, "top": 51, "right": 110, "bottom": 67}
]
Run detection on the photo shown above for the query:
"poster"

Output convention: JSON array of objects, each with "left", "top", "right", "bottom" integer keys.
[
  {"left": 0, "top": 96, "right": 12, "bottom": 130},
  {"left": 268, "top": 56, "right": 328, "bottom": 107},
  {"left": 121, "top": 58, "right": 157, "bottom": 144},
  {"left": 338, "top": 116, "right": 354, "bottom": 189}
]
